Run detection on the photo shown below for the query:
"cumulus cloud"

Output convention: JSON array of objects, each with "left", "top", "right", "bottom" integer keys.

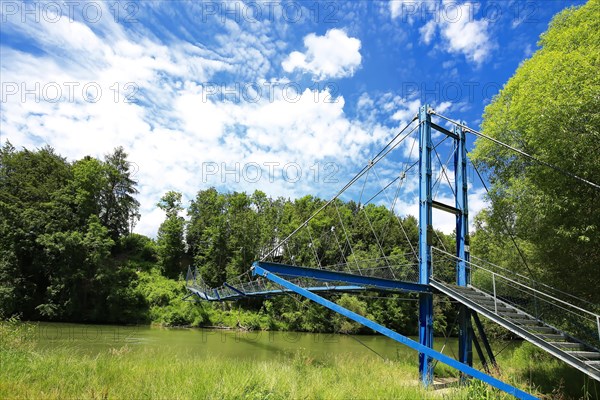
[
  {"left": 282, "top": 29, "right": 362, "bottom": 80},
  {"left": 439, "top": 2, "right": 492, "bottom": 65},
  {"left": 2, "top": 2, "right": 480, "bottom": 239},
  {"left": 391, "top": 99, "right": 420, "bottom": 123},
  {"left": 0, "top": 9, "right": 390, "bottom": 237},
  {"left": 395, "top": 0, "right": 493, "bottom": 66}
]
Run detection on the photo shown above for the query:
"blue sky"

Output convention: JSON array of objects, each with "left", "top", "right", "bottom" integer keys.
[{"left": 0, "top": 0, "right": 586, "bottom": 236}]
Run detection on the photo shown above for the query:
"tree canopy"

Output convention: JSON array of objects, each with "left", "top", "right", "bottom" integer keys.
[
  {"left": 0, "top": 143, "right": 456, "bottom": 334},
  {"left": 470, "top": 0, "right": 600, "bottom": 302},
  {"left": 0, "top": 144, "right": 144, "bottom": 322}
]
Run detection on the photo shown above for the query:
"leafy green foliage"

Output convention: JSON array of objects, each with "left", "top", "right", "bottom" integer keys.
[
  {"left": 156, "top": 191, "right": 185, "bottom": 279},
  {"left": 0, "top": 144, "right": 146, "bottom": 322},
  {"left": 136, "top": 269, "right": 205, "bottom": 326},
  {"left": 331, "top": 294, "right": 371, "bottom": 334},
  {"left": 0, "top": 143, "right": 459, "bottom": 335},
  {"left": 471, "top": 0, "right": 600, "bottom": 302},
  {"left": 101, "top": 147, "right": 140, "bottom": 240}
]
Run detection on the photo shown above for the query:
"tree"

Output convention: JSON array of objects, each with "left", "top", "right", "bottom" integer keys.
[
  {"left": 101, "top": 147, "right": 140, "bottom": 240},
  {"left": 0, "top": 144, "right": 73, "bottom": 318},
  {"left": 72, "top": 157, "right": 107, "bottom": 226},
  {"left": 157, "top": 191, "right": 186, "bottom": 279},
  {"left": 35, "top": 215, "right": 114, "bottom": 320},
  {"left": 331, "top": 294, "right": 371, "bottom": 334},
  {"left": 470, "top": 0, "right": 600, "bottom": 301},
  {"left": 0, "top": 144, "right": 149, "bottom": 322},
  {"left": 186, "top": 188, "right": 229, "bottom": 286},
  {"left": 227, "top": 193, "right": 249, "bottom": 280}
]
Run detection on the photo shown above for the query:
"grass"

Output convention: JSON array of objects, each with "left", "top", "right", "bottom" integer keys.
[
  {"left": 0, "top": 345, "right": 448, "bottom": 399},
  {"left": 1, "top": 319, "right": 597, "bottom": 399}
]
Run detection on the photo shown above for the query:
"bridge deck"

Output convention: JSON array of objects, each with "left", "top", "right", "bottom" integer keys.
[
  {"left": 186, "top": 262, "right": 430, "bottom": 302},
  {"left": 187, "top": 284, "right": 367, "bottom": 301}
]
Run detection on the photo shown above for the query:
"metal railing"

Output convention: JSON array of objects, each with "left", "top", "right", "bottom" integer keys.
[
  {"left": 186, "top": 272, "right": 365, "bottom": 301},
  {"left": 468, "top": 254, "right": 599, "bottom": 312},
  {"left": 431, "top": 247, "right": 600, "bottom": 351},
  {"left": 273, "top": 253, "right": 420, "bottom": 283},
  {"left": 185, "top": 257, "right": 421, "bottom": 301}
]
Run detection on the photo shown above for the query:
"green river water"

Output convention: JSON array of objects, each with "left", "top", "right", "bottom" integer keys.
[{"left": 33, "top": 322, "right": 517, "bottom": 365}]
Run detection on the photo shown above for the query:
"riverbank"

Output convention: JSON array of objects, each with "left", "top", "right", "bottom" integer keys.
[
  {"left": 4, "top": 320, "right": 599, "bottom": 399},
  {"left": 0, "top": 348, "right": 459, "bottom": 399}
]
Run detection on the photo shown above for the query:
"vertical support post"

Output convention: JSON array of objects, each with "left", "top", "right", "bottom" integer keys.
[
  {"left": 492, "top": 273, "right": 498, "bottom": 314},
  {"left": 472, "top": 312, "right": 499, "bottom": 373},
  {"left": 455, "top": 125, "right": 469, "bottom": 287},
  {"left": 455, "top": 125, "right": 473, "bottom": 371},
  {"left": 418, "top": 105, "right": 434, "bottom": 386}
]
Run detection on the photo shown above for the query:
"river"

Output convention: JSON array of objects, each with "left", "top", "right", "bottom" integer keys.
[{"left": 32, "top": 322, "right": 517, "bottom": 364}]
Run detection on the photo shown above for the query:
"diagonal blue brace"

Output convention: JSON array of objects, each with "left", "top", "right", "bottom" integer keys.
[
  {"left": 254, "top": 261, "right": 431, "bottom": 293},
  {"left": 252, "top": 265, "right": 537, "bottom": 400},
  {"left": 247, "top": 285, "right": 366, "bottom": 296},
  {"left": 224, "top": 283, "right": 247, "bottom": 297}
]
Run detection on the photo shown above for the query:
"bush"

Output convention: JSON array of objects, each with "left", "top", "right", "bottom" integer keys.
[
  {"left": 117, "top": 234, "right": 157, "bottom": 264},
  {"left": 135, "top": 270, "right": 208, "bottom": 327}
]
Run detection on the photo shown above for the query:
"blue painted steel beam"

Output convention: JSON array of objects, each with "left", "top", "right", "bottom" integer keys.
[
  {"left": 473, "top": 312, "right": 498, "bottom": 372},
  {"left": 187, "top": 284, "right": 367, "bottom": 302},
  {"left": 253, "top": 266, "right": 536, "bottom": 400},
  {"left": 243, "top": 285, "right": 365, "bottom": 297},
  {"left": 455, "top": 124, "right": 469, "bottom": 287},
  {"left": 431, "top": 122, "right": 459, "bottom": 140},
  {"left": 224, "top": 283, "right": 247, "bottom": 297},
  {"left": 418, "top": 104, "right": 434, "bottom": 385},
  {"left": 432, "top": 200, "right": 460, "bottom": 215},
  {"left": 253, "top": 261, "right": 431, "bottom": 293},
  {"left": 455, "top": 124, "right": 473, "bottom": 369}
]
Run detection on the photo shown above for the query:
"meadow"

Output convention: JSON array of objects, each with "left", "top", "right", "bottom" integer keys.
[{"left": 2, "top": 319, "right": 598, "bottom": 400}]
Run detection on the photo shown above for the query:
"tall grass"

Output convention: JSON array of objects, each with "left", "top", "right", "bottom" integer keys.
[
  {"left": 1, "top": 346, "right": 438, "bottom": 398},
  {"left": 3, "top": 320, "right": 596, "bottom": 399}
]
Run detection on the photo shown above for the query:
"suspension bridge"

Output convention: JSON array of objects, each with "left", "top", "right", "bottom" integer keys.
[{"left": 185, "top": 105, "right": 600, "bottom": 399}]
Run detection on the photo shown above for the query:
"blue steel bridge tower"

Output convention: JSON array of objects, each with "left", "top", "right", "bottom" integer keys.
[{"left": 418, "top": 105, "right": 471, "bottom": 384}]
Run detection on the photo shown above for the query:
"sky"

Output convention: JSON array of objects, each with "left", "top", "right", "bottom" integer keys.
[{"left": 0, "top": 0, "right": 587, "bottom": 237}]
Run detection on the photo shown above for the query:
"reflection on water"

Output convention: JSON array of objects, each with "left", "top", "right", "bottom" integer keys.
[{"left": 33, "top": 322, "right": 517, "bottom": 363}]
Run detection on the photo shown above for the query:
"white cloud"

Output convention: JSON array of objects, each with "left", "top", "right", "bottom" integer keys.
[
  {"left": 282, "top": 29, "right": 362, "bottom": 80},
  {"left": 391, "top": 99, "right": 420, "bottom": 123},
  {"left": 392, "top": 1, "right": 493, "bottom": 66},
  {"left": 436, "top": 101, "right": 452, "bottom": 114},
  {"left": 3, "top": 3, "right": 484, "bottom": 240},
  {"left": 0, "top": 14, "right": 390, "bottom": 237},
  {"left": 468, "top": 187, "right": 489, "bottom": 225},
  {"left": 356, "top": 93, "right": 375, "bottom": 115},
  {"left": 438, "top": 1, "right": 493, "bottom": 65},
  {"left": 419, "top": 20, "right": 437, "bottom": 44}
]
